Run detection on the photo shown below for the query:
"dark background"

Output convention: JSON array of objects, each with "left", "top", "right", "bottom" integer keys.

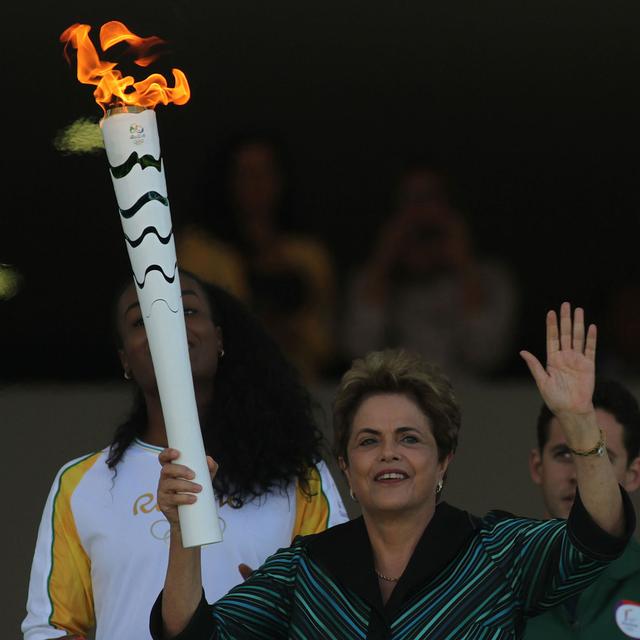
[
  {"left": 5, "top": 5, "right": 640, "bottom": 635},
  {"left": 3, "top": 1, "right": 640, "bottom": 381}
]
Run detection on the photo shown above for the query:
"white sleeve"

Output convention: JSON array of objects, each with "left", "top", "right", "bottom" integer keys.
[{"left": 22, "top": 457, "right": 95, "bottom": 640}]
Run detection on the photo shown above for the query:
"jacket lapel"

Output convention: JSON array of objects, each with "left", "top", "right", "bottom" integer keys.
[{"left": 304, "top": 503, "right": 479, "bottom": 619}]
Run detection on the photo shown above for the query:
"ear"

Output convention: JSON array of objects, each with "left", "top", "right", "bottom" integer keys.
[
  {"left": 529, "top": 448, "right": 543, "bottom": 485},
  {"left": 216, "top": 326, "right": 224, "bottom": 351},
  {"left": 439, "top": 452, "right": 454, "bottom": 480},
  {"left": 338, "top": 456, "right": 351, "bottom": 485},
  {"left": 623, "top": 456, "right": 640, "bottom": 493},
  {"left": 117, "top": 348, "right": 129, "bottom": 373}
]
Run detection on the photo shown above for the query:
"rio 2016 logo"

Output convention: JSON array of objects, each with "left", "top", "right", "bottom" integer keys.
[
  {"left": 132, "top": 492, "right": 226, "bottom": 542},
  {"left": 129, "top": 123, "right": 146, "bottom": 145}
]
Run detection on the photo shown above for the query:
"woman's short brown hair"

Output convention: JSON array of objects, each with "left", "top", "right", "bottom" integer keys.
[{"left": 333, "top": 349, "right": 461, "bottom": 463}]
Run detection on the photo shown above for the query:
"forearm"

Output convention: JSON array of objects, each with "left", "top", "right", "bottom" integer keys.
[
  {"left": 162, "top": 525, "right": 204, "bottom": 638},
  {"left": 561, "top": 412, "right": 625, "bottom": 537}
]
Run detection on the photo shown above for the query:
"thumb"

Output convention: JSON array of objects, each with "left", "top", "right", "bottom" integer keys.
[
  {"left": 520, "top": 350, "right": 547, "bottom": 388},
  {"left": 238, "top": 563, "right": 255, "bottom": 581}
]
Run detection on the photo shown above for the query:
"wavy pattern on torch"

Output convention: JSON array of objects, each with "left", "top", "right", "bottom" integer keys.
[
  {"left": 149, "top": 297, "right": 181, "bottom": 314},
  {"left": 134, "top": 262, "right": 178, "bottom": 288},
  {"left": 124, "top": 226, "right": 173, "bottom": 248},
  {"left": 109, "top": 152, "right": 162, "bottom": 179},
  {"left": 119, "top": 191, "right": 169, "bottom": 219}
]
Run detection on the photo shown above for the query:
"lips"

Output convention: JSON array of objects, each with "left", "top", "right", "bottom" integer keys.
[{"left": 374, "top": 469, "right": 409, "bottom": 481}]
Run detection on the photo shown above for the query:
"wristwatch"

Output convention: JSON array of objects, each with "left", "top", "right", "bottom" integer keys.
[{"left": 568, "top": 429, "right": 606, "bottom": 457}]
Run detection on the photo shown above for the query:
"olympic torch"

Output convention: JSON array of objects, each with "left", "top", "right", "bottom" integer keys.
[{"left": 61, "top": 22, "right": 222, "bottom": 547}]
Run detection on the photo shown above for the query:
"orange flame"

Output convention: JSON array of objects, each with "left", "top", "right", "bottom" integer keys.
[{"left": 60, "top": 21, "right": 190, "bottom": 112}]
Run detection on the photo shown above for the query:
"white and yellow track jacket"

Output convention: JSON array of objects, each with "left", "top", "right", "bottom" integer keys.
[{"left": 22, "top": 439, "right": 348, "bottom": 640}]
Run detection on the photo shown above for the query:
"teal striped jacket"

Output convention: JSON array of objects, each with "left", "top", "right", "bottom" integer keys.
[{"left": 151, "top": 491, "right": 634, "bottom": 639}]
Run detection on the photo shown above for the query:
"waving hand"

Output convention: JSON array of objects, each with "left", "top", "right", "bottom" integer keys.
[{"left": 520, "top": 302, "right": 596, "bottom": 419}]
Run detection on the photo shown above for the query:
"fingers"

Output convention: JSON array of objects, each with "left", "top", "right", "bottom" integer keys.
[
  {"left": 160, "top": 477, "right": 203, "bottom": 495},
  {"left": 159, "top": 491, "right": 198, "bottom": 511},
  {"left": 159, "top": 449, "right": 220, "bottom": 481},
  {"left": 585, "top": 323, "right": 597, "bottom": 361},
  {"left": 547, "top": 303, "right": 596, "bottom": 357},
  {"left": 160, "top": 460, "right": 196, "bottom": 482},
  {"left": 158, "top": 455, "right": 200, "bottom": 507},
  {"left": 559, "top": 302, "right": 572, "bottom": 351},
  {"left": 157, "top": 451, "right": 221, "bottom": 527},
  {"left": 520, "top": 350, "right": 547, "bottom": 387},
  {"left": 572, "top": 306, "right": 585, "bottom": 352},
  {"left": 157, "top": 471, "right": 203, "bottom": 519},
  {"left": 546, "top": 310, "right": 559, "bottom": 360},
  {"left": 158, "top": 447, "right": 180, "bottom": 465},
  {"left": 158, "top": 469, "right": 202, "bottom": 505}
]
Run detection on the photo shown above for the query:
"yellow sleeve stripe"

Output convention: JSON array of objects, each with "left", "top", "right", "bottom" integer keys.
[
  {"left": 47, "top": 451, "right": 101, "bottom": 634},
  {"left": 292, "top": 466, "right": 330, "bottom": 540}
]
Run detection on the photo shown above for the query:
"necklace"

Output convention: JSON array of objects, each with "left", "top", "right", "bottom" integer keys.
[{"left": 375, "top": 569, "right": 400, "bottom": 583}]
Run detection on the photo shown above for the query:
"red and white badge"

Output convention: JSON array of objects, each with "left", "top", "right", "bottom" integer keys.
[{"left": 616, "top": 600, "right": 640, "bottom": 638}]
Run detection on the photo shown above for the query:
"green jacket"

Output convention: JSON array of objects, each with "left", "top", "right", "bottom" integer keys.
[{"left": 524, "top": 538, "right": 640, "bottom": 639}]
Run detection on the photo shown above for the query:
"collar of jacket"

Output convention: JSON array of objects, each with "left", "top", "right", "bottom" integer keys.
[{"left": 303, "top": 501, "right": 481, "bottom": 620}]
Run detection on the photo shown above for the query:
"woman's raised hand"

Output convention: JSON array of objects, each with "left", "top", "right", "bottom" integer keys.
[
  {"left": 520, "top": 302, "right": 596, "bottom": 419},
  {"left": 157, "top": 448, "right": 218, "bottom": 528}
]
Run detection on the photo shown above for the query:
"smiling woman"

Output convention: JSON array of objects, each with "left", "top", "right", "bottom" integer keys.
[
  {"left": 333, "top": 350, "right": 459, "bottom": 504},
  {"left": 152, "top": 304, "right": 636, "bottom": 640}
]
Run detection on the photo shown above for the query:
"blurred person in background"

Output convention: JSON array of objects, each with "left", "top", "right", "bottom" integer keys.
[
  {"left": 178, "top": 133, "right": 336, "bottom": 380},
  {"left": 22, "top": 272, "right": 346, "bottom": 640},
  {"left": 343, "top": 163, "right": 516, "bottom": 380},
  {"left": 525, "top": 378, "right": 640, "bottom": 639}
]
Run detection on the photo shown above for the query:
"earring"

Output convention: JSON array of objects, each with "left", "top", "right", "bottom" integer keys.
[
  {"left": 218, "top": 348, "right": 225, "bottom": 359},
  {"left": 123, "top": 370, "right": 132, "bottom": 380},
  {"left": 436, "top": 479, "right": 444, "bottom": 494},
  {"left": 349, "top": 488, "right": 358, "bottom": 502}
]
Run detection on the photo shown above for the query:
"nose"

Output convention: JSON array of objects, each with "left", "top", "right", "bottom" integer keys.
[{"left": 379, "top": 437, "right": 400, "bottom": 461}]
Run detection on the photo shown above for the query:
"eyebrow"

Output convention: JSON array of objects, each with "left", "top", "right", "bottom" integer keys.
[
  {"left": 123, "top": 288, "right": 201, "bottom": 317},
  {"left": 353, "top": 426, "right": 420, "bottom": 437},
  {"left": 124, "top": 300, "right": 140, "bottom": 316}
]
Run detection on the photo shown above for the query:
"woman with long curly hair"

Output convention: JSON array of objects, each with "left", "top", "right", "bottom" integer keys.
[{"left": 22, "top": 271, "right": 347, "bottom": 640}]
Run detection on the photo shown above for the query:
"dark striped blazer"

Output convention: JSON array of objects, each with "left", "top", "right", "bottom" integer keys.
[{"left": 151, "top": 491, "right": 634, "bottom": 639}]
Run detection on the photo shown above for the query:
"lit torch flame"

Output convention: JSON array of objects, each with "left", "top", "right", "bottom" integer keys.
[{"left": 60, "top": 21, "right": 190, "bottom": 112}]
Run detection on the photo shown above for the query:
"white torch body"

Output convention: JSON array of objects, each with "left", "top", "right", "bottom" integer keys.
[{"left": 101, "top": 107, "right": 222, "bottom": 547}]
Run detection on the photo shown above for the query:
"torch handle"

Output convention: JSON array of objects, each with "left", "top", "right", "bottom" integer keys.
[
  {"left": 144, "top": 302, "right": 222, "bottom": 547},
  {"left": 102, "top": 108, "right": 222, "bottom": 547}
]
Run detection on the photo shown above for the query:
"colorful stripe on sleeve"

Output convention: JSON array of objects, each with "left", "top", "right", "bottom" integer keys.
[
  {"left": 291, "top": 466, "right": 331, "bottom": 539},
  {"left": 47, "top": 452, "right": 101, "bottom": 634}
]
